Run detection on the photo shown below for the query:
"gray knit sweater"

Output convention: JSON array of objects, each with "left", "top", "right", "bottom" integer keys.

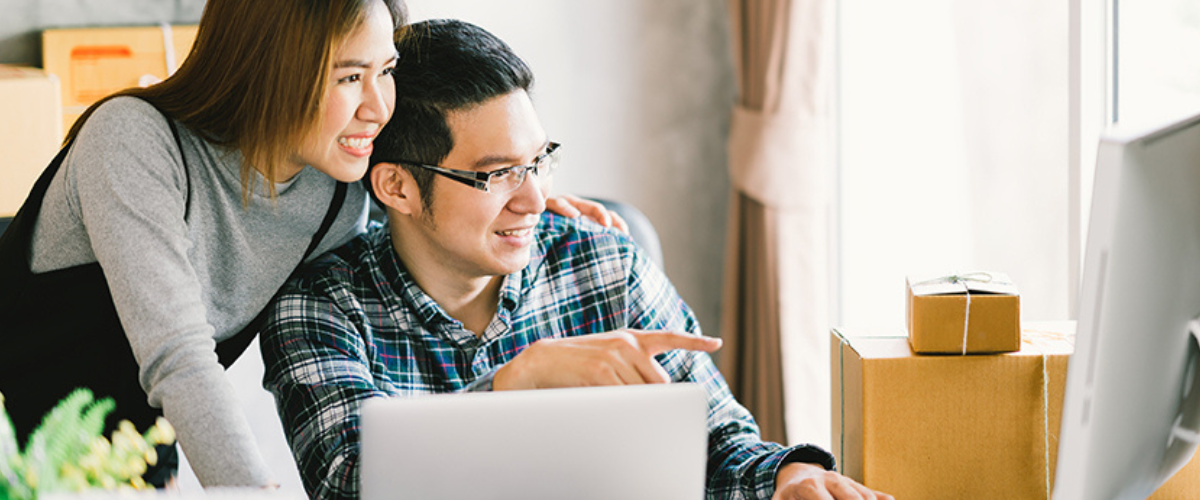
[{"left": 30, "top": 97, "right": 369, "bottom": 486}]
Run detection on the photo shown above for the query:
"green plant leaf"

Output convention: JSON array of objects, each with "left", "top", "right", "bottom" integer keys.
[
  {"left": 0, "top": 392, "right": 20, "bottom": 483},
  {"left": 24, "top": 388, "right": 105, "bottom": 494},
  {"left": 0, "top": 391, "right": 32, "bottom": 500}
]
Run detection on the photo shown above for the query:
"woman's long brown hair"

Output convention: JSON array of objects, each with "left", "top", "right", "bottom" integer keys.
[{"left": 66, "top": 0, "right": 407, "bottom": 201}]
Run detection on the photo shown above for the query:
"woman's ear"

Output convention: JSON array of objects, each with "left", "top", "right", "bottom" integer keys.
[{"left": 370, "top": 162, "right": 421, "bottom": 216}]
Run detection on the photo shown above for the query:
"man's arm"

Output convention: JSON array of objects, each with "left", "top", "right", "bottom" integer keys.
[
  {"left": 260, "top": 281, "right": 382, "bottom": 500},
  {"left": 619, "top": 243, "right": 860, "bottom": 499}
]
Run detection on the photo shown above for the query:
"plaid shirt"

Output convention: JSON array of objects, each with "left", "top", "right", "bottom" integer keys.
[{"left": 261, "top": 213, "right": 835, "bottom": 500}]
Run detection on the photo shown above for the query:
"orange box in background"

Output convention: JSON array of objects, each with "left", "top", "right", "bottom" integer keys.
[
  {"left": 906, "top": 272, "right": 1021, "bottom": 354},
  {"left": 41, "top": 25, "right": 198, "bottom": 134},
  {"left": 0, "top": 65, "right": 62, "bottom": 217},
  {"left": 831, "top": 322, "right": 1200, "bottom": 499}
]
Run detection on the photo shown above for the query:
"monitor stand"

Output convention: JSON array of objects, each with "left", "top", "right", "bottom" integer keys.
[{"left": 1160, "top": 319, "right": 1200, "bottom": 483}]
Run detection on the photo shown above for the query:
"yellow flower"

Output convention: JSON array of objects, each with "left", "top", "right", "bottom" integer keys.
[
  {"left": 89, "top": 436, "right": 112, "bottom": 457},
  {"left": 117, "top": 421, "right": 148, "bottom": 453},
  {"left": 59, "top": 463, "right": 89, "bottom": 491},
  {"left": 147, "top": 417, "right": 175, "bottom": 445},
  {"left": 111, "top": 431, "right": 135, "bottom": 457},
  {"left": 126, "top": 456, "right": 147, "bottom": 476},
  {"left": 77, "top": 452, "right": 103, "bottom": 476}
]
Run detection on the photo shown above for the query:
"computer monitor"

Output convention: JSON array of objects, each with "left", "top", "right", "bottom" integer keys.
[{"left": 1054, "top": 110, "right": 1200, "bottom": 499}]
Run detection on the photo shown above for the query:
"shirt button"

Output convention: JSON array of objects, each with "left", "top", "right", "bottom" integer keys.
[{"left": 473, "top": 354, "right": 491, "bottom": 374}]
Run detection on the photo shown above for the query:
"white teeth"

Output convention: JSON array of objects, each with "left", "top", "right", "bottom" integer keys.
[
  {"left": 338, "top": 136, "right": 372, "bottom": 149},
  {"left": 497, "top": 229, "right": 530, "bottom": 237}
]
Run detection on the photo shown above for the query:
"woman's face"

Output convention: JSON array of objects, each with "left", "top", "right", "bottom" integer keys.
[{"left": 291, "top": 0, "right": 398, "bottom": 183}]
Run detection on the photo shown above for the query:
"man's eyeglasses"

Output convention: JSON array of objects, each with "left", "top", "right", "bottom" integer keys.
[{"left": 399, "top": 142, "right": 561, "bottom": 195}]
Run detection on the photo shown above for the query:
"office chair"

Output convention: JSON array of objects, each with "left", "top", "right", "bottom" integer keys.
[{"left": 587, "top": 198, "right": 663, "bottom": 269}]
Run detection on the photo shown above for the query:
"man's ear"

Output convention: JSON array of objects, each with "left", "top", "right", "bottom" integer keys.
[{"left": 370, "top": 162, "right": 421, "bottom": 216}]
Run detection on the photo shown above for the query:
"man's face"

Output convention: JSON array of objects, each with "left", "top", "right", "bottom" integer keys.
[{"left": 407, "top": 89, "right": 550, "bottom": 280}]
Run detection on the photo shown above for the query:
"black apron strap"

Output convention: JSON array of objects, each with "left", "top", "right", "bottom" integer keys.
[
  {"left": 0, "top": 145, "right": 71, "bottom": 306},
  {"left": 214, "top": 181, "right": 347, "bottom": 367},
  {"left": 165, "top": 117, "right": 192, "bottom": 220}
]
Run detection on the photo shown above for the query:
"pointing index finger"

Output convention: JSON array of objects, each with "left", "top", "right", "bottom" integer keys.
[{"left": 631, "top": 330, "right": 723, "bottom": 357}]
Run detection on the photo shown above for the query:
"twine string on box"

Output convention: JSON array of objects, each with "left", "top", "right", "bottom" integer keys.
[
  {"left": 962, "top": 293, "right": 972, "bottom": 355},
  {"left": 139, "top": 24, "right": 178, "bottom": 88},
  {"left": 1023, "top": 332, "right": 1062, "bottom": 500},
  {"left": 160, "top": 23, "right": 176, "bottom": 75},
  {"left": 1043, "top": 352, "right": 1051, "bottom": 499}
]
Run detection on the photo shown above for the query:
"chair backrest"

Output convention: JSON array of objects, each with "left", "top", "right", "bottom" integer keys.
[{"left": 588, "top": 198, "right": 664, "bottom": 269}]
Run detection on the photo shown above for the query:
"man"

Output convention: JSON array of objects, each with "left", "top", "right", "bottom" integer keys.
[{"left": 261, "top": 19, "right": 891, "bottom": 500}]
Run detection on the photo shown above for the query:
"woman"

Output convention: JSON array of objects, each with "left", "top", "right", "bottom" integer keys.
[{"left": 0, "top": 0, "right": 618, "bottom": 488}]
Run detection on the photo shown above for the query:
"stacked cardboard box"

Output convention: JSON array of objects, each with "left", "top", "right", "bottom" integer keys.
[
  {"left": 42, "top": 25, "right": 198, "bottom": 134},
  {"left": 906, "top": 272, "right": 1021, "bottom": 354},
  {"left": 0, "top": 66, "right": 62, "bottom": 216},
  {"left": 831, "top": 322, "right": 1200, "bottom": 499}
]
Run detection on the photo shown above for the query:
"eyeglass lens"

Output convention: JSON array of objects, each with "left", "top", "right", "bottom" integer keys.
[{"left": 488, "top": 147, "right": 559, "bottom": 193}]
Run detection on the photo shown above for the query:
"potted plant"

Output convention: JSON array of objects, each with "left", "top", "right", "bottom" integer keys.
[{"left": 0, "top": 389, "right": 174, "bottom": 499}]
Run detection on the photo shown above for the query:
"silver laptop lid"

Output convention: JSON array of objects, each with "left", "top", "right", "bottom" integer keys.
[{"left": 360, "top": 383, "right": 708, "bottom": 500}]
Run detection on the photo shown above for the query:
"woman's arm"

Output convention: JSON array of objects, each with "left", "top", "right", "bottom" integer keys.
[{"left": 60, "top": 98, "right": 273, "bottom": 487}]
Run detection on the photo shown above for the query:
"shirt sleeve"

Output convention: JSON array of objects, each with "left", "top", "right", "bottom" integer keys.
[
  {"left": 622, "top": 244, "right": 836, "bottom": 500},
  {"left": 62, "top": 98, "right": 271, "bottom": 486},
  {"left": 261, "top": 275, "right": 383, "bottom": 500}
]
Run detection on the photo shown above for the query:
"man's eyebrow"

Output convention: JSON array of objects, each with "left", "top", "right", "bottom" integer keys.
[
  {"left": 334, "top": 53, "right": 399, "bottom": 69},
  {"left": 471, "top": 140, "right": 551, "bottom": 169}
]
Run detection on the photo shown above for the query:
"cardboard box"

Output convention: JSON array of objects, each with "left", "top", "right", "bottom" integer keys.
[
  {"left": 0, "top": 65, "right": 62, "bottom": 217},
  {"left": 831, "top": 322, "right": 1200, "bottom": 499},
  {"left": 906, "top": 272, "right": 1020, "bottom": 354},
  {"left": 42, "top": 25, "right": 198, "bottom": 134},
  {"left": 1156, "top": 456, "right": 1200, "bottom": 499}
]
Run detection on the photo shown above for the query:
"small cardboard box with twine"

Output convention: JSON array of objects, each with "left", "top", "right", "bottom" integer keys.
[
  {"left": 906, "top": 271, "right": 1020, "bottom": 354},
  {"left": 831, "top": 323, "right": 1200, "bottom": 500}
]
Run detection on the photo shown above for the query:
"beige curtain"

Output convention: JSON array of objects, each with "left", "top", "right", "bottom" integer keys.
[{"left": 720, "top": 0, "right": 834, "bottom": 447}]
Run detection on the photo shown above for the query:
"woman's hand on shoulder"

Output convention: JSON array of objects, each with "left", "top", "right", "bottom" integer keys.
[{"left": 545, "top": 194, "right": 630, "bottom": 234}]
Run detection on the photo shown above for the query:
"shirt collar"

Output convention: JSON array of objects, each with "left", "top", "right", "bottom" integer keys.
[
  {"left": 518, "top": 214, "right": 554, "bottom": 294},
  {"left": 373, "top": 229, "right": 455, "bottom": 326}
]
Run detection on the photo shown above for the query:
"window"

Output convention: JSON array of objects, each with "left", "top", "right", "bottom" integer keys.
[
  {"left": 1115, "top": 0, "right": 1200, "bottom": 128},
  {"left": 837, "top": 1, "right": 1070, "bottom": 327},
  {"left": 837, "top": 0, "right": 1200, "bottom": 328}
]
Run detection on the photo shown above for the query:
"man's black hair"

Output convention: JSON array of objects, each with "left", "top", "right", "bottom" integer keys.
[{"left": 367, "top": 19, "right": 535, "bottom": 209}]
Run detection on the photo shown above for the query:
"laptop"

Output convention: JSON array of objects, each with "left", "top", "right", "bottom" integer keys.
[{"left": 359, "top": 383, "right": 709, "bottom": 500}]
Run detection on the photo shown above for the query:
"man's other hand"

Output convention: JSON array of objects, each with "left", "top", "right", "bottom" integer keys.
[
  {"left": 492, "top": 330, "right": 721, "bottom": 390},
  {"left": 773, "top": 463, "right": 894, "bottom": 500}
]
